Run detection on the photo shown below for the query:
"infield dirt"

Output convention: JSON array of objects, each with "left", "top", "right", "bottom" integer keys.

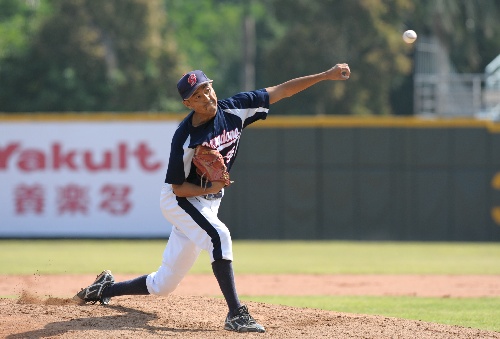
[{"left": 1, "top": 274, "right": 499, "bottom": 338}]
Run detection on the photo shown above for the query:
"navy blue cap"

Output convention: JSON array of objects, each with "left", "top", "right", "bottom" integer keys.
[{"left": 177, "top": 70, "right": 213, "bottom": 100}]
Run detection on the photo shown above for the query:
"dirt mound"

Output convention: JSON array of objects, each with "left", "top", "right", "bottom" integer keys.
[
  {"left": 2, "top": 274, "right": 500, "bottom": 298},
  {"left": 1, "top": 294, "right": 498, "bottom": 339}
]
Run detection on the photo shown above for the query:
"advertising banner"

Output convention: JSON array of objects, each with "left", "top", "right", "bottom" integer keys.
[{"left": 0, "top": 119, "right": 179, "bottom": 238}]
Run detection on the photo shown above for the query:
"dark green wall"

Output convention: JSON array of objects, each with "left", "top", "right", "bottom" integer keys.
[{"left": 220, "top": 124, "right": 500, "bottom": 241}]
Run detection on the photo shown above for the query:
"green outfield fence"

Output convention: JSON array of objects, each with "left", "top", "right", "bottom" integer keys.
[{"left": 222, "top": 116, "right": 500, "bottom": 241}]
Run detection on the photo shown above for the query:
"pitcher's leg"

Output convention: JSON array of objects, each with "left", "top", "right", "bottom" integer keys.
[
  {"left": 172, "top": 197, "right": 242, "bottom": 315},
  {"left": 173, "top": 195, "right": 233, "bottom": 262},
  {"left": 146, "top": 226, "right": 201, "bottom": 296},
  {"left": 212, "top": 259, "right": 240, "bottom": 313},
  {"left": 102, "top": 274, "right": 149, "bottom": 299},
  {"left": 158, "top": 186, "right": 251, "bottom": 327}
]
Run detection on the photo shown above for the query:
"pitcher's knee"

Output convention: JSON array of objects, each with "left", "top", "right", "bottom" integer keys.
[
  {"left": 146, "top": 272, "right": 182, "bottom": 296},
  {"left": 151, "top": 283, "right": 178, "bottom": 296}
]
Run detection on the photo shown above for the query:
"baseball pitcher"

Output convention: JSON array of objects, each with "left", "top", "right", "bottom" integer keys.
[{"left": 75, "top": 64, "right": 350, "bottom": 333}]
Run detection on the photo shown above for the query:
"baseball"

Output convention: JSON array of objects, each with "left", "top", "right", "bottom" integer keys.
[{"left": 403, "top": 30, "right": 417, "bottom": 44}]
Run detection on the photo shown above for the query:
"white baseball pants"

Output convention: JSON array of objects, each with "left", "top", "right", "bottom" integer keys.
[{"left": 145, "top": 183, "right": 233, "bottom": 296}]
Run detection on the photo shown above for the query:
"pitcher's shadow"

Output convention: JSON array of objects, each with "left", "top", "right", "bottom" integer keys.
[{"left": 6, "top": 304, "right": 214, "bottom": 339}]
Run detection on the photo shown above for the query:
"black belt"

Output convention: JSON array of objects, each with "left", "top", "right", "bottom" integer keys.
[{"left": 201, "top": 191, "right": 223, "bottom": 200}]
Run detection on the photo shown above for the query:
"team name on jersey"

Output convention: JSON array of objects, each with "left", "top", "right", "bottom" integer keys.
[{"left": 202, "top": 128, "right": 241, "bottom": 149}]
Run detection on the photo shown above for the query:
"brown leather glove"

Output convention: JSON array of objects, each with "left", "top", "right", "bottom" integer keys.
[{"left": 192, "top": 145, "right": 231, "bottom": 188}]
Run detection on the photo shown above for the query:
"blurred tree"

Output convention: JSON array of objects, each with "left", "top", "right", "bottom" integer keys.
[
  {"left": 164, "top": 0, "right": 264, "bottom": 100},
  {"left": 2, "top": 0, "right": 498, "bottom": 115},
  {"left": 0, "top": 0, "right": 50, "bottom": 60},
  {"left": 0, "top": 0, "right": 184, "bottom": 112},
  {"left": 259, "top": 0, "right": 415, "bottom": 115},
  {"left": 0, "top": 0, "right": 51, "bottom": 111},
  {"left": 412, "top": 0, "right": 500, "bottom": 72}
]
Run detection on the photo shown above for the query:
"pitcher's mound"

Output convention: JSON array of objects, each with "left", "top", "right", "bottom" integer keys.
[{"left": 1, "top": 293, "right": 498, "bottom": 338}]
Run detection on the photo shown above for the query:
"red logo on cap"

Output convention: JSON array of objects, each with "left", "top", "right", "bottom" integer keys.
[{"left": 188, "top": 74, "right": 197, "bottom": 87}]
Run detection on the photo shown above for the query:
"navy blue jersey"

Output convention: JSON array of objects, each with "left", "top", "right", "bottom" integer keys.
[{"left": 165, "top": 89, "right": 270, "bottom": 186}]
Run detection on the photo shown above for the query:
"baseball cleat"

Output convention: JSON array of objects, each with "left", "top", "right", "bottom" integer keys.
[
  {"left": 224, "top": 305, "right": 265, "bottom": 333},
  {"left": 74, "top": 270, "right": 114, "bottom": 305}
]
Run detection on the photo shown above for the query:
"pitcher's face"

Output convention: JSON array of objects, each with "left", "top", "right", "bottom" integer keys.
[{"left": 183, "top": 83, "right": 218, "bottom": 116}]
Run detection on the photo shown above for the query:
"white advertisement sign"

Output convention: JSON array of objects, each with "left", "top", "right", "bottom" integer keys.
[{"left": 0, "top": 119, "right": 179, "bottom": 238}]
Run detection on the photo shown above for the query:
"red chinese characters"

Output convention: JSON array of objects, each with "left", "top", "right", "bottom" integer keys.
[
  {"left": 57, "top": 184, "right": 89, "bottom": 214},
  {"left": 100, "top": 184, "right": 132, "bottom": 215},
  {"left": 15, "top": 184, "right": 44, "bottom": 214},
  {"left": 13, "top": 183, "right": 132, "bottom": 216}
]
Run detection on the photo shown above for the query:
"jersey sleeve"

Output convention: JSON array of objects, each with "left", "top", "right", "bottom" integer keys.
[
  {"left": 219, "top": 89, "right": 270, "bottom": 129},
  {"left": 164, "top": 124, "right": 192, "bottom": 185}
]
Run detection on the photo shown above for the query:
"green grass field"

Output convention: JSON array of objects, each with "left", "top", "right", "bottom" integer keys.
[{"left": 1, "top": 240, "right": 499, "bottom": 332}]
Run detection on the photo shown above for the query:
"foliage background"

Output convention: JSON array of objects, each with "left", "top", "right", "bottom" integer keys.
[{"left": 0, "top": 0, "right": 499, "bottom": 115}]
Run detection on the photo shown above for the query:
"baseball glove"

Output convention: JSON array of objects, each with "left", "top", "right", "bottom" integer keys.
[{"left": 192, "top": 145, "right": 232, "bottom": 188}]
